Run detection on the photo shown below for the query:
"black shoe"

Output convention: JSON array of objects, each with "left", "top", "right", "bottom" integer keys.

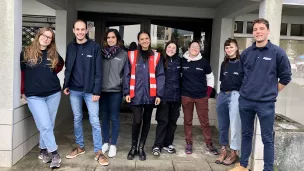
[
  {"left": 163, "top": 145, "right": 176, "bottom": 154},
  {"left": 127, "top": 146, "right": 137, "bottom": 160},
  {"left": 138, "top": 146, "right": 146, "bottom": 161},
  {"left": 206, "top": 144, "right": 219, "bottom": 155},
  {"left": 152, "top": 147, "right": 161, "bottom": 156}
]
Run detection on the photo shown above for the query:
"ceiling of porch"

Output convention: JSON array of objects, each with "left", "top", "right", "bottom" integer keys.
[{"left": 80, "top": 0, "right": 225, "bottom": 8}]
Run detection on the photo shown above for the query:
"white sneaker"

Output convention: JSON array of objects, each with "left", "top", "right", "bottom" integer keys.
[
  {"left": 108, "top": 145, "right": 117, "bottom": 158},
  {"left": 102, "top": 143, "right": 109, "bottom": 154}
]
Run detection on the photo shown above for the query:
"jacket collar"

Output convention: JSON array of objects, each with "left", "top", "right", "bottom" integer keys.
[{"left": 252, "top": 40, "right": 271, "bottom": 50}]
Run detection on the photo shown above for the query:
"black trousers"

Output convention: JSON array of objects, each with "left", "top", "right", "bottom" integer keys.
[
  {"left": 154, "top": 101, "right": 180, "bottom": 148},
  {"left": 131, "top": 105, "right": 154, "bottom": 146}
]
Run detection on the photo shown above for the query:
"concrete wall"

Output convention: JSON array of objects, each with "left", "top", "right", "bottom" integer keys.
[
  {"left": 22, "top": 0, "right": 55, "bottom": 16},
  {"left": 76, "top": 1, "right": 215, "bottom": 19}
]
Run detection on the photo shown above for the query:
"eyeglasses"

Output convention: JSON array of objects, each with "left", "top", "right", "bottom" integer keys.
[
  {"left": 190, "top": 46, "right": 200, "bottom": 50},
  {"left": 41, "top": 34, "right": 52, "bottom": 41}
]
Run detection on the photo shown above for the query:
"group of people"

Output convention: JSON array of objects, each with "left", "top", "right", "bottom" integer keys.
[{"left": 21, "top": 17, "right": 291, "bottom": 171}]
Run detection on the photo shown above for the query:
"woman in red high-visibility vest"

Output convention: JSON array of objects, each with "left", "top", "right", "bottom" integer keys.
[{"left": 123, "top": 30, "right": 165, "bottom": 161}]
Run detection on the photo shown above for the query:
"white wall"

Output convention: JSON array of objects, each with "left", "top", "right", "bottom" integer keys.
[{"left": 22, "top": 0, "right": 55, "bottom": 16}]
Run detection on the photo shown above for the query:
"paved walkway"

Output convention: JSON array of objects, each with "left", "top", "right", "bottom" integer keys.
[{"left": 0, "top": 113, "right": 234, "bottom": 171}]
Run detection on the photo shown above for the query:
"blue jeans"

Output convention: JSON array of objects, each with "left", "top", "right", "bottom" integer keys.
[
  {"left": 26, "top": 91, "right": 61, "bottom": 152},
  {"left": 216, "top": 91, "right": 241, "bottom": 150},
  {"left": 70, "top": 90, "right": 102, "bottom": 153},
  {"left": 239, "top": 96, "right": 275, "bottom": 171},
  {"left": 100, "top": 92, "right": 123, "bottom": 145}
]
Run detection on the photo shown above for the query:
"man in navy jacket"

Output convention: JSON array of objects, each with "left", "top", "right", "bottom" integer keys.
[
  {"left": 63, "top": 20, "right": 108, "bottom": 166},
  {"left": 230, "top": 18, "right": 291, "bottom": 171}
]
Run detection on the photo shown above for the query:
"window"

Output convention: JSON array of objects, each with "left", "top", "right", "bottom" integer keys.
[
  {"left": 246, "top": 22, "right": 253, "bottom": 34},
  {"left": 234, "top": 21, "right": 244, "bottom": 33},
  {"left": 280, "top": 23, "right": 288, "bottom": 36},
  {"left": 291, "top": 24, "right": 304, "bottom": 36}
]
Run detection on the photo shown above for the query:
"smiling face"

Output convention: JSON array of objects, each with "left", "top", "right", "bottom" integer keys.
[
  {"left": 166, "top": 43, "right": 177, "bottom": 57},
  {"left": 38, "top": 31, "right": 53, "bottom": 48},
  {"left": 107, "top": 32, "right": 117, "bottom": 47},
  {"left": 189, "top": 42, "right": 200, "bottom": 57},
  {"left": 253, "top": 22, "right": 269, "bottom": 44},
  {"left": 73, "top": 21, "right": 88, "bottom": 41},
  {"left": 225, "top": 42, "right": 238, "bottom": 58},
  {"left": 138, "top": 33, "right": 151, "bottom": 50}
]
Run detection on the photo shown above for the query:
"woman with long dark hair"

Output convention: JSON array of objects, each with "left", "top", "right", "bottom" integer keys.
[
  {"left": 215, "top": 38, "right": 242, "bottom": 165},
  {"left": 20, "top": 27, "right": 64, "bottom": 168},
  {"left": 152, "top": 41, "right": 181, "bottom": 156},
  {"left": 181, "top": 40, "right": 218, "bottom": 155},
  {"left": 123, "top": 30, "right": 165, "bottom": 161},
  {"left": 100, "top": 29, "right": 128, "bottom": 158}
]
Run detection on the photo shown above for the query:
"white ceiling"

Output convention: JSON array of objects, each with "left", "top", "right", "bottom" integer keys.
[{"left": 82, "top": 0, "right": 225, "bottom": 8}]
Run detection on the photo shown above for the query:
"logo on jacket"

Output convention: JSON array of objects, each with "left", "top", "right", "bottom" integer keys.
[
  {"left": 223, "top": 72, "right": 228, "bottom": 75},
  {"left": 196, "top": 68, "right": 204, "bottom": 71},
  {"left": 87, "top": 55, "right": 93, "bottom": 58},
  {"left": 233, "top": 72, "right": 239, "bottom": 75},
  {"left": 182, "top": 67, "right": 189, "bottom": 70},
  {"left": 114, "top": 57, "right": 121, "bottom": 61},
  {"left": 263, "top": 57, "right": 271, "bottom": 60}
]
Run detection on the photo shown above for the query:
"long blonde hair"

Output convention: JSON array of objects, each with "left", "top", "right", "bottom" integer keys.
[{"left": 24, "top": 27, "right": 58, "bottom": 69}]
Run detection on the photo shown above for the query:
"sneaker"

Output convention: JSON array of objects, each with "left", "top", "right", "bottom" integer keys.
[
  {"left": 65, "top": 145, "right": 85, "bottom": 159},
  {"left": 206, "top": 144, "right": 219, "bottom": 155},
  {"left": 185, "top": 143, "right": 193, "bottom": 154},
  {"left": 38, "top": 151, "right": 43, "bottom": 160},
  {"left": 108, "top": 145, "right": 117, "bottom": 158},
  {"left": 102, "top": 143, "right": 109, "bottom": 154},
  {"left": 152, "top": 147, "right": 161, "bottom": 156},
  {"left": 39, "top": 150, "right": 51, "bottom": 163},
  {"left": 163, "top": 145, "right": 176, "bottom": 154},
  {"left": 95, "top": 150, "right": 109, "bottom": 166},
  {"left": 50, "top": 154, "right": 61, "bottom": 168}
]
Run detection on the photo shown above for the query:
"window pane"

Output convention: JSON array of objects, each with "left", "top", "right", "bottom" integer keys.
[
  {"left": 87, "top": 21, "right": 95, "bottom": 41},
  {"left": 151, "top": 24, "right": 199, "bottom": 56},
  {"left": 280, "top": 23, "right": 287, "bottom": 36},
  {"left": 291, "top": 24, "right": 304, "bottom": 36},
  {"left": 109, "top": 24, "right": 141, "bottom": 49},
  {"left": 246, "top": 22, "right": 253, "bottom": 34},
  {"left": 234, "top": 21, "right": 243, "bottom": 33}
]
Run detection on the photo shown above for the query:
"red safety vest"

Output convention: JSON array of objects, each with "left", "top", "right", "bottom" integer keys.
[{"left": 127, "top": 50, "right": 160, "bottom": 98}]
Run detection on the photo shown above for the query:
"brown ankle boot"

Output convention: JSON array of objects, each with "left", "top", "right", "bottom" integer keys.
[
  {"left": 215, "top": 146, "right": 227, "bottom": 164},
  {"left": 223, "top": 150, "right": 239, "bottom": 165}
]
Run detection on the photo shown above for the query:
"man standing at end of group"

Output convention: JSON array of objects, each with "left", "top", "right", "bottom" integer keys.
[
  {"left": 230, "top": 18, "right": 291, "bottom": 171},
  {"left": 63, "top": 19, "right": 109, "bottom": 166}
]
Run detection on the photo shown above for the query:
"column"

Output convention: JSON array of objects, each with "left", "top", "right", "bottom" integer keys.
[
  {"left": 259, "top": 0, "right": 283, "bottom": 45},
  {"left": 250, "top": 1, "right": 283, "bottom": 171},
  {"left": 210, "top": 17, "right": 234, "bottom": 94},
  {"left": 55, "top": 0, "right": 77, "bottom": 125},
  {"left": 0, "top": 0, "right": 22, "bottom": 167}
]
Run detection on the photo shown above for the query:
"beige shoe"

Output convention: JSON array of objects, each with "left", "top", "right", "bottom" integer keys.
[
  {"left": 223, "top": 150, "right": 239, "bottom": 165},
  {"left": 65, "top": 145, "right": 85, "bottom": 159},
  {"left": 95, "top": 150, "right": 109, "bottom": 166},
  {"left": 215, "top": 147, "right": 227, "bottom": 164},
  {"left": 229, "top": 163, "right": 249, "bottom": 171}
]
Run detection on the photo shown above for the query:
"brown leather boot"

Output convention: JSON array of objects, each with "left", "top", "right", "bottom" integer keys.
[
  {"left": 223, "top": 150, "right": 239, "bottom": 165},
  {"left": 215, "top": 146, "right": 227, "bottom": 164}
]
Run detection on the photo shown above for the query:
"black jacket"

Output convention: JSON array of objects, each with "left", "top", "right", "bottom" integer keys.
[
  {"left": 63, "top": 39, "right": 102, "bottom": 95},
  {"left": 163, "top": 55, "right": 181, "bottom": 102}
]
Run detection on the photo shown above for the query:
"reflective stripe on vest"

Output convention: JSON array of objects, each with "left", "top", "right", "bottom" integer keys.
[{"left": 127, "top": 50, "right": 160, "bottom": 98}]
